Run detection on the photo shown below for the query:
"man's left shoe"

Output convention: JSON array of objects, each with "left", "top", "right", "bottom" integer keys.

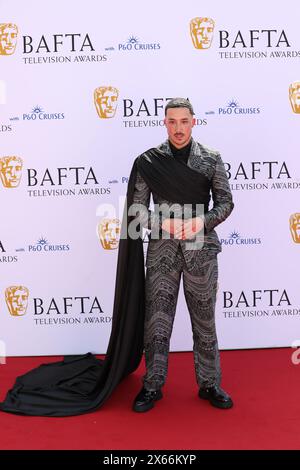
[
  {"left": 132, "top": 387, "right": 163, "bottom": 413},
  {"left": 199, "top": 385, "right": 233, "bottom": 409}
]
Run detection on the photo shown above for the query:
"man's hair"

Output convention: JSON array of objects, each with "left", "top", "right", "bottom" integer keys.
[{"left": 165, "top": 98, "right": 195, "bottom": 116}]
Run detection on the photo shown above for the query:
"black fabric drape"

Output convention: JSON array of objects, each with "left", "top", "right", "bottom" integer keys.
[
  {"left": 137, "top": 148, "right": 211, "bottom": 207},
  {"left": 0, "top": 148, "right": 211, "bottom": 417}
]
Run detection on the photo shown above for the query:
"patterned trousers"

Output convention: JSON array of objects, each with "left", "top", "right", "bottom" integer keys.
[{"left": 143, "top": 243, "right": 221, "bottom": 391}]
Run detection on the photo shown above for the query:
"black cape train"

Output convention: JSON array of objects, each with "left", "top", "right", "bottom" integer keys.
[{"left": 0, "top": 148, "right": 211, "bottom": 416}]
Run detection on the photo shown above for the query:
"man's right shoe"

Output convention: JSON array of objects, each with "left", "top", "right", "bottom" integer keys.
[
  {"left": 132, "top": 387, "right": 163, "bottom": 413},
  {"left": 199, "top": 385, "right": 233, "bottom": 409}
]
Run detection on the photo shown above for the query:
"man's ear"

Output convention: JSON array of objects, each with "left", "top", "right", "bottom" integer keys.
[{"left": 192, "top": 117, "right": 196, "bottom": 127}]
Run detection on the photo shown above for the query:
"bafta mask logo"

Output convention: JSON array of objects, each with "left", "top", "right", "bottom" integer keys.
[
  {"left": 289, "top": 82, "right": 300, "bottom": 114},
  {"left": 190, "top": 17, "right": 215, "bottom": 50},
  {"left": 5, "top": 286, "right": 29, "bottom": 316},
  {"left": 0, "top": 156, "right": 23, "bottom": 188},
  {"left": 98, "top": 218, "right": 121, "bottom": 249},
  {"left": 0, "top": 23, "right": 18, "bottom": 55},
  {"left": 290, "top": 213, "right": 300, "bottom": 243},
  {"left": 94, "top": 86, "right": 119, "bottom": 118}
]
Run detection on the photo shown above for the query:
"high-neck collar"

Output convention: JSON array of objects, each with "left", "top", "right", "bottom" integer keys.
[{"left": 169, "top": 139, "right": 192, "bottom": 162}]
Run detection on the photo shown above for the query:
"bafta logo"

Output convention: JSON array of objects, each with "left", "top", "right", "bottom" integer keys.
[
  {"left": 0, "top": 156, "right": 23, "bottom": 188},
  {"left": 190, "top": 17, "right": 215, "bottom": 50},
  {"left": 98, "top": 218, "right": 120, "bottom": 249},
  {"left": 0, "top": 23, "right": 18, "bottom": 55},
  {"left": 289, "top": 82, "right": 300, "bottom": 114},
  {"left": 290, "top": 213, "right": 300, "bottom": 243},
  {"left": 5, "top": 286, "right": 29, "bottom": 316},
  {"left": 94, "top": 86, "right": 119, "bottom": 118}
]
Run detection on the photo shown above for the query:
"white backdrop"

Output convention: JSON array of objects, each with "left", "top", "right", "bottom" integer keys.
[{"left": 0, "top": 0, "right": 299, "bottom": 356}]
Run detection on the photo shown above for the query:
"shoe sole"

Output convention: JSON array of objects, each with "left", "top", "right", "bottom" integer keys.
[
  {"left": 133, "top": 391, "right": 163, "bottom": 413},
  {"left": 199, "top": 391, "right": 233, "bottom": 409}
]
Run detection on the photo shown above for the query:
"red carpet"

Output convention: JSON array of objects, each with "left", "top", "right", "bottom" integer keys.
[{"left": 0, "top": 348, "right": 299, "bottom": 450}]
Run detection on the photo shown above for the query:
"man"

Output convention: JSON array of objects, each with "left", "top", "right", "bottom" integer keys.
[
  {"left": 0, "top": 98, "right": 234, "bottom": 418},
  {"left": 132, "top": 98, "right": 234, "bottom": 412}
]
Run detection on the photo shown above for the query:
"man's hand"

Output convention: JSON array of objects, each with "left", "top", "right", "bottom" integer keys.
[
  {"left": 181, "top": 216, "right": 204, "bottom": 240},
  {"left": 161, "top": 217, "right": 204, "bottom": 240},
  {"left": 161, "top": 218, "right": 184, "bottom": 237}
]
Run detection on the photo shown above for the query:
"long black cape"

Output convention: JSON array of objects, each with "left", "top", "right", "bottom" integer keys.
[{"left": 0, "top": 148, "right": 211, "bottom": 416}]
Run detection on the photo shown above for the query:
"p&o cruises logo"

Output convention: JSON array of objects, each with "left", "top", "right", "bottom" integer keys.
[
  {"left": 206, "top": 99, "right": 261, "bottom": 116},
  {"left": 220, "top": 230, "right": 262, "bottom": 247},
  {"left": 10, "top": 105, "right": 65, "bottom": 122},
  {"left": 27, "top": 236, "right": 71, "bottom": 253},
  {"left": 106, "top": 35, "right": 161, "bottom": 53}
]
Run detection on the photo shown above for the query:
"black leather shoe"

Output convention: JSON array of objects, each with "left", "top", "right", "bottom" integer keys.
[
  {"left": 199, "top": 385, "right": 233, "bottom": 409},
  {"left": 133, "top": 387, "right": 163, "bottom": 413}
]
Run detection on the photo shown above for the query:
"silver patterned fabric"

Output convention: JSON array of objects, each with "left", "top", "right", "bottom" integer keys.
[
  {"left": 132, "top": 139, "right": 234, "bottom": 391},
  {"left": 143, "top": 244, "right": 221, "bottom": 391}
]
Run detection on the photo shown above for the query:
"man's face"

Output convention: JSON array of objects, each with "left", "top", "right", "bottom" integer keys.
[
  {"left": 164, "top": 107, "right": 195, "bottom": 149},
  {"left": 95, "top": 87, "right": 119, "bottom": 118},
  {"left": 0, "top": 158, "right": 23, "bottom": 187},
  {"left": 0, "top": 25, "right": 18, "bottom": 55},
  {"left": 190, "top": 18, "right": 214, "bottom": 49},
  {"left": 6, "top": 288, "right": 28, "bottom": 316},
  {"left": 289, "top": 82, "right": 300, "bottom": 113}
]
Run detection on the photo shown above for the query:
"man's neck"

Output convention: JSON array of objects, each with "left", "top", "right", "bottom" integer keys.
[{"left": 169, "top": 138, "right": 192, "bottom": 151}]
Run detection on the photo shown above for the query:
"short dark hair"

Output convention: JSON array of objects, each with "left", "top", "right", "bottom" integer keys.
[{"left": 165, "top": 97, "right": 195, "bottom": 116}]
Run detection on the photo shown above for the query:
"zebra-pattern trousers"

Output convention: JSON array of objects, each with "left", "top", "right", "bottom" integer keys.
[{"left": 142, "top": 243, "right": 221, "bottom": 391}]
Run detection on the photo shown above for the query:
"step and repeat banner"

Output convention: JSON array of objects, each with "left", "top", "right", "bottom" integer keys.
[{"left": 0, "top": 0, "right": 299, "bottom": 356}]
